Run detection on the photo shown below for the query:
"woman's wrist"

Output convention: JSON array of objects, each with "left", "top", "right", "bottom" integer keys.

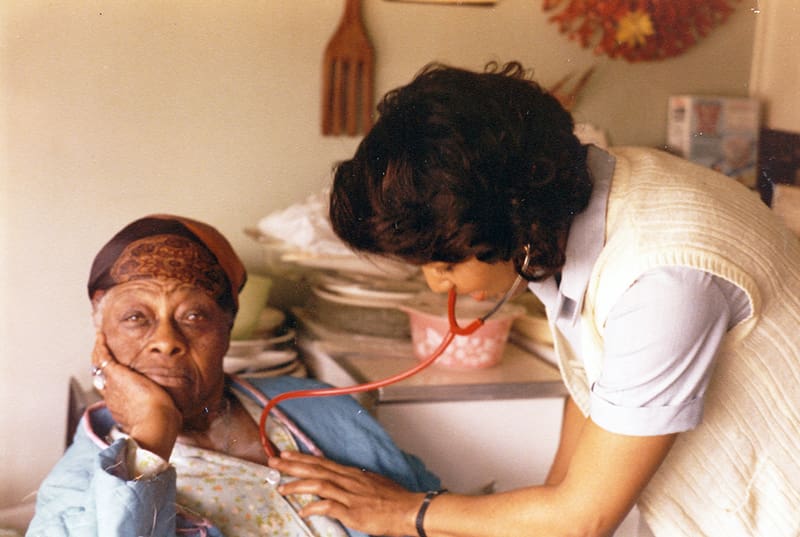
[
  {"left": 128, "top": 409, "right": 181, "bottom": 461},
  {"left": 123, "top": 437, "right": 171, "bottom": 480},
  {"left": 415, "top": 489, "right": 448, "bottom": 537}
]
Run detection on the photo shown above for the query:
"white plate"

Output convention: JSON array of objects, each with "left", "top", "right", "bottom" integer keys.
[
  {"left": 241, "top": 361, "right": 307, "bottom": 379},
  {"left": 280, "top": 251, "right": 418, "bottom": 279},
  {"left": 251, "top": 233, "right": 419, "bottom": 279},
  {"left": 312, "top": 285, "right": 409, "bottom": 309},
  {"left": 315, "top": 273, "right": 425, "bottom": 302},
  {"left": 223, "top": 349, "right": 298, "bottom": 374},
  {"left": 228, "top": 329, "right": 296, "bottom": 357}
]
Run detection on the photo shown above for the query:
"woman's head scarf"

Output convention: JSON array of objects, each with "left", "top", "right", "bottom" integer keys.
[{"left": 87, "top": 214, "right": 247, "bottom": 313}]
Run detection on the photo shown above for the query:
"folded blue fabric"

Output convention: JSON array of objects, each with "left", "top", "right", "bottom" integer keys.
[{"left": 240, "top": 376, "right": 441, "bottom": 492}]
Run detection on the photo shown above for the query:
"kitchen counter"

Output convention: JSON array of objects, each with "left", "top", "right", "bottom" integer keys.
[
  {"left": 297, "top": 331, "right": 569, "bottom": 493},
  {"left": 294, "top": 305, "right": 566, "bottom": 404},
  {"left": 304, "top": 338, "right": 566, "bottom": 403},
  {"left": 292, "top": 295, "right": 573, "bottom": 491},
  {"left": 298, "top": 331, "right": 567, "bottom": 408}
]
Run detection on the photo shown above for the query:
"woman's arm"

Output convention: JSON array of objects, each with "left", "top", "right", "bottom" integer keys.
[
  {"left": 92, "top": 333, "right": 182, "bottom": 460},
  {"left": 545, "top": 396, "right": 585, "bottom": 486},
  {"left": 428, "top": 421, "right": 677, "bottom": 537},
  {"left": 271, "top": 419, "right": 676, "bottom": 537}
]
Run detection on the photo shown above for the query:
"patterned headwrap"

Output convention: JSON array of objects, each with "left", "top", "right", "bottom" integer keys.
[{"left": 88, "top": 215, "right": 247, "bottom": 313}]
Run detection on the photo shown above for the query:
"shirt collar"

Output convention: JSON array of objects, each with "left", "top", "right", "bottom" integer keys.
[{"left": 528, "top": 145, "right": 615, "bottom": 324}]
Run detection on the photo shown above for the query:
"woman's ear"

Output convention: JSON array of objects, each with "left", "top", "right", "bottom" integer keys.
[{"left": 90, "top": 290, "right": 107, "bottom": 327}]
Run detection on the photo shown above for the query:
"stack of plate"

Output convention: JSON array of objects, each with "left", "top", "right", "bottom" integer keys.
[
  {"left": 301, "top": 273, "right": 425, "bottom": 340},
  {"left": 224, "top": 306, "right": 306, "bottom": 378},
  {"left": 509, "top": 293, "right": 556, "bottom": 365}
]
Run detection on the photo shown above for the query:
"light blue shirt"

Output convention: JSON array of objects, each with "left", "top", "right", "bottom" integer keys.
[{"left": 528, "top": 147, "right": 751, "bottom": 436}]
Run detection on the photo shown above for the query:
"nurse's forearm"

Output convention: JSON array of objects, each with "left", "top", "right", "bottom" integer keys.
[
  {"left": 421, "top": 421, "right": 676, "bottom": 537},
  {"left": 417, "top": 485, "right": 581, "bottom": 537}
]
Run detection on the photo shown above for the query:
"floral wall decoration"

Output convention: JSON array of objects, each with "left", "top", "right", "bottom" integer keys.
[{"left": 542, "top": 0, "right": 742, "bottom": 62}]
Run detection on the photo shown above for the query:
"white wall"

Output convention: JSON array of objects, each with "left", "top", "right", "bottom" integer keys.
[
  {"left": 0, "top": 0, "right": 758, "bottom": 511},
  {"left": 749, "top": 0, "right": 800, "bottom": 131}
]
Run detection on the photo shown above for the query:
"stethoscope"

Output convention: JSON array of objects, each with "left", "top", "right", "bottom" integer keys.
[{"left": 258, "top": 247, "right": 532, "bottom": 459}]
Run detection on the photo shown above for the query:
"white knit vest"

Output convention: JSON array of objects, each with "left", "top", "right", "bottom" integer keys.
[{"left": 553, "top": 147, "right": 800, "bottom": 536}]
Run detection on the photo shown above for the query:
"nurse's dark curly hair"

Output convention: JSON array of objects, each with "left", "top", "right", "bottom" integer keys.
[{"left": 329, "top": 61, "right": 592, "bottom": 281}]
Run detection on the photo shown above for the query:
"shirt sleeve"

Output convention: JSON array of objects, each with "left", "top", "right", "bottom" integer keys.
[
  {"left": 589, "top": 267, "right": 736, "bottom": 436},
  {"left": 108, "top": 427, "right": 171, "bottom": 480},
  {"left": 27, "top": 421, "right": 179, "bottom": 537}
]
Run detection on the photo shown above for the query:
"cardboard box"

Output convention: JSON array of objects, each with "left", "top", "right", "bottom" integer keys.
[{"left": 667, "top": 95, "right": 761, "bottom": 188}]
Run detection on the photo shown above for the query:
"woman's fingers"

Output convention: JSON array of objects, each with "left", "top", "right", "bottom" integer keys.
[
  {"left": 90, "top": 332, "right": 140, "bottom": 396},
  {"left": 273, "top": 451, "right": 369, "bottom": 479},
  {"left": 91, "top": 333, "right": 114, "bottom": 369},
  {"left": 90, "top": 332, "right": 117, "bottom": 392},
  {"left": 270, "top": 451, "right": 395, "bottom": 493},
  {"left": 90, "top": 332, "right": 180, "bottom": 445},
  {"left": 280, "top": 477, "right": 354, "bottom": 508},
  {"left": 269, "top": 452, "right": 420, "bottom": 536}
]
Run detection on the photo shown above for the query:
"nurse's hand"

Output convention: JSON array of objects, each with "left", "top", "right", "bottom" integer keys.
[
  {"left": 91, "top": 332, "right": 182, "bottom": 460},
  {"left": 269, "top": 451, "right": 424, "bottom": 537}
]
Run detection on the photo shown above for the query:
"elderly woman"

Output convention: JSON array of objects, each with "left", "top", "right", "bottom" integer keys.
[{"left": 27, "top": 214, "right": 439, "bottom": 537}]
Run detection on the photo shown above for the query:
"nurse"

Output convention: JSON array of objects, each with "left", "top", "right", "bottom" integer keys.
[{"left": 269, "top": 61, "right": 800, "bottom": 537}]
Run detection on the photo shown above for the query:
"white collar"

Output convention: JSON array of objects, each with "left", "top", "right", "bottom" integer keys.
[{"left": 528, "top": 145, "right": 615, "bottom": 325}]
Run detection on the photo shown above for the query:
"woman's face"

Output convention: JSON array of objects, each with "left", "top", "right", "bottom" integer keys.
[
  {"left": 96, "top": 278, "right": 232, "bottom": 417},
  {"left": 421, "top": 257, "right": 519, "bottom": 300}
]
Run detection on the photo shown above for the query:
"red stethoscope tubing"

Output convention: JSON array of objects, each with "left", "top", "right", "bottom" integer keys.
[{"left": 258, "top": 287, "right": 482, "bottom": 458}]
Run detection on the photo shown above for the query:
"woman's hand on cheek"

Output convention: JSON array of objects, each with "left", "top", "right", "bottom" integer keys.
[
  {"left": 92, "top": 333, "right": 182, "bottom": 460},
  {"left": 269, "top": 451, "right": 423, "bottom": 537}
]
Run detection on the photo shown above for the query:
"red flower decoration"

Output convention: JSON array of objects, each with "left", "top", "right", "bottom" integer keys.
[{"left": 542, "top": 0, "right": 741, "bottom": 62}]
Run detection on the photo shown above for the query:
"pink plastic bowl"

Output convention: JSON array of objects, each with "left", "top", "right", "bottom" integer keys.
[{"left": 399, "top": 293, "right": 525, "bottom": 369}]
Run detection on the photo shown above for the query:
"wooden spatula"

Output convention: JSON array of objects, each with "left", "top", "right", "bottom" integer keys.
[{"left": 321, "top": 0, "right": 375, "bottom": 136}]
